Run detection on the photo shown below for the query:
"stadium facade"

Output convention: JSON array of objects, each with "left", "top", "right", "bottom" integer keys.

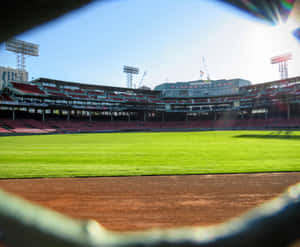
[
  {"left": 155, "top": 79, "right": 250, "bottom": 98},
  {"left": 0, "top": 76, "right": 300, "bottom": 133},
  {"left": 0, "top": 66, "right": 28, "bottom": 90}
]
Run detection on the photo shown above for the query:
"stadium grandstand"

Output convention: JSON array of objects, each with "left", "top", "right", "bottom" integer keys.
[{"left": 0, "top": 76, "right": 300, "bottom": 134}]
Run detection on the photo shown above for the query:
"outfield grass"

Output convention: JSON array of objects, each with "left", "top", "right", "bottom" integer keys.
[{"left": 0, "top": 130, "right": 300, "bottom": 178}]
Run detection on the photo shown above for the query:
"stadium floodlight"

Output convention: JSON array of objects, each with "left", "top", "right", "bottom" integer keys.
[
  {"left": 271, "top": 53, "right": 292, "bottom": 80},
  {"left": 5, "top": 38, "right": 39, "bottom": 81},
  {"left": 123, "top": 66, "right": 139, "bottom": 88}
]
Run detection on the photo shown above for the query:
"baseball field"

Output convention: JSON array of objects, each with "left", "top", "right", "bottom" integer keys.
[
  {"left": 0, "top": 130, "right": 300, "bottom": 178},
  {"left": 0, "top": 130, "right": 300, "bottom": 232}
]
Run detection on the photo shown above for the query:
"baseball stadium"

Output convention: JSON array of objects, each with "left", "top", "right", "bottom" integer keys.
[{"left": 0, "top": 0, "right": 300, "bottom": 247}]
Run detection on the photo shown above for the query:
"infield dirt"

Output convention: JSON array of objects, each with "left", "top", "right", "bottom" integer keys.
[{"left": 0, "top": 172, "right": 299, "bottom": 231}]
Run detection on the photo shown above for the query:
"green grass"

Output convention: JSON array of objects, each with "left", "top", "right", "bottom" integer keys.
[{"left": 0, "top": 131, "right": 300, "bottom": 178}]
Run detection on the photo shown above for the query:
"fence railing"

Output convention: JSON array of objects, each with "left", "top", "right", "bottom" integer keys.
[{"left": 0, "top": 183, "right": 300, "bottom": 247}]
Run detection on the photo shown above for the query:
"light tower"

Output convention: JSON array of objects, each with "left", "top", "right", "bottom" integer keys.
[
  {"left": 271, "top": 53, "right": 292, "bottom": 80},
  {"left": 123, "top": 66, "right": 139, "bottom": 88},
  {"left": 5, "top": 38, "right": 39, "bottom": 81}
]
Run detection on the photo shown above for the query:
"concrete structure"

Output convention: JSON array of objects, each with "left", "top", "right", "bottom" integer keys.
[
  {"left": 0, "top": 66, "right": 28, "bottom": 90},
  {"left": 154, "top": 79, "right": 251, "bottom": 98},
  {"left": 0, "top": 76, "right": 300, "bottom": 125}
]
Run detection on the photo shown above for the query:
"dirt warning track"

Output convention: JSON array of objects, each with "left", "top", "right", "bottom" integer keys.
[{"left": 0, "top": 172, "right": 299, "bottom": 232}]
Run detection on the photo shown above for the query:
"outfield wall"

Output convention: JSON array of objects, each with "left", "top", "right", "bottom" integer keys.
[{"left": 1, "top": 118, "right": 300, "bottom": 135}]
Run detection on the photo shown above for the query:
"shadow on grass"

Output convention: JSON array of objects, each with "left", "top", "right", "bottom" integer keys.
[{"left": 235, "top": 131, "right": 300, "bottom": 140}]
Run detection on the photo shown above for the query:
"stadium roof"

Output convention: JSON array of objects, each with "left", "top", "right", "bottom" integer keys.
[
  {"left": 31, "top": 77, "right": 159, "bottom": 95},
  {"left": 243, "top": 76, "right": 300, "bottom": 89}
]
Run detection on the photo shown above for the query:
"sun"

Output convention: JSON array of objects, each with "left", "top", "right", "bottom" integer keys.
[
  {"left": 243, "top": 19, "right": 299, "bottom": 82},
  {"left": 268, "top": 22, "right": 297, "bottom": 52},
  {"left": 247, "top": 19, "right": 298, "bottom": 56},
  {"left": 272, "top": 21, "right": 296, "bottom": 47}
]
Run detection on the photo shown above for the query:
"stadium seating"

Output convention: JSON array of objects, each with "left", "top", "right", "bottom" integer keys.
[
  {"left": 44, "top": 86, "right": 60, "bottom": 92},
  {"left": 0, "top": 127, "right": 11, "bottom": 133},
  {"left": 87, "top": 91, "right": 104, "bottom": 96},
  {"left": 69, "top": 94, "right": 89, "bottom": 99},
  {"left": 1, "top": 76, "right": 300, "bottom": 135},
  {"left": 150, "top": 99, "right": 163, "bottom": 103},
  {"left": 0, "top": 95, "right": 13, "bottom": 101},
  {"left": 64, "top": 88, "right": 85, "bottom": 94},
  {"left": 165, "top": 100, "right": 177, "bottom": 103},
  {"left": 226, "top": 97, "right": 240, "bottom": 101},
  {"left": 11, "top": 82, "right": 46, "bottom": 95},
  {"left": 194, "top": 99, "right": 208, "bottom": 103},
  {"left": 1, "top": 119, "right": 56, "bottom": 133},
  {"left": 22, "top": 119, "right": 55, "bottom": 130},
  {"left": 111, "top": 97, "right": 124, "bottom": 102},
  {"left": 294, "top": 89, "right": 300, "bottom": 95},
  {"left": 48, "top": 92, "right": 68, "bottom": 97},
  {"left": 148, "top": 95, "right": 158, "bottom": 99}
]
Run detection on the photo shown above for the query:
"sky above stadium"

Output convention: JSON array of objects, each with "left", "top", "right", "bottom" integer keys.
[{"left": 0, "top": 0, "right": 299, "bottom": 89}]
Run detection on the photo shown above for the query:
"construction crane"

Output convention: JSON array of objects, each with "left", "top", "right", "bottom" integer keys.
[
  {"left": 202, "top": 57, "right": 210, "bottom": 81},
  {"left": 138, "top": 71, "right": 147, "bottom": 88}
]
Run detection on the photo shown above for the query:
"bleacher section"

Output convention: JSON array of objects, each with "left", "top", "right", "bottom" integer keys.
[
  {"left": 5, "top": 77, "right": 300, "bottom": 106},
  {"left": 44, "top": 85, "right": 60, "bottom": 92},
  {"left": 1, "top": 119, "right": 56, "bottom": 134},
  {"left": 0, "top": 95, "right": 13, "bottom": 101},
  {"left": 48, "top": 92, "right": 68, "bottom": 97},
  {"left": 0, "top": 127, "right": 11, "bottom": 133},
  {"left": 0, "top": 76, "right": 299, "bottom": 134},
  {"left": 11, "top": 82, "right": 46, "bottom": 95},
  {"left": 5, "top": 79, "right": 175, "bottom": 106}
]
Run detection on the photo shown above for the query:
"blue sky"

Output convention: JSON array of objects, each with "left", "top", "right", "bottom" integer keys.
[{"left": 0, "top": 0, "right": 299, "bottom": 88}]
